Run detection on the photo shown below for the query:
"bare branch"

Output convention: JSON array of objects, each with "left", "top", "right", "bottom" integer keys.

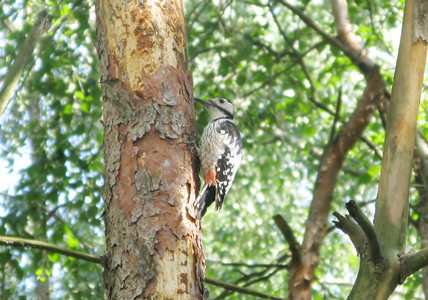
[
  {"left": 400, "top": 248, "right": 428, "bottom": 284},
  {"left": 360, "top": 136, "right": 383, "bottom": 160},
  {"left": 243, "top": 39, "right": 325, "bottom": 99},
  {"left": 212, "top": 268, "right": 271, "bottom": 299},
  {"left": 0, "top": 10, "right": 52, "bottom": 116},
  {"left": 205, "top": 277, "right": 286, "bottom": 300},
  {"left": 268, "top": 4, "right": 335, "bottom": 115},
  {"left": 207, "top": 260, "right": 288, "bottom": 269},
  {"left": 246, "top": 268, "right": 283, "bottom": 286},
  {"left": 329, "top": 87, "right": 342, "bottom": 143},
  {"left": 374, "top": 0, "right": 428, "bottom": 252},
  {"left": 1, "top": 235, "right": 284, "bottom": 299},
  {"left": 243, "top": 63, "right": 297, "bottom": 98},
  {"left": 345, "top": 201, "right": 382, "bottom": 264},
  {"left": 273, "top": 215, "right": 301, "bottom": 262},
  {"left": 330, "top": 0, "right": 368, "bottom": 60},
  {"left": 274, "top": 0, "right": 374, "bottom": 76},
  {"left": 285, "top": 65, "right": 385, "bottom": 295},
  {"left": 0, "top": 235, "right": 101, "bottom": 264},
  {"left": 333, "top": 212, "right": 366, "bottom": 254}
]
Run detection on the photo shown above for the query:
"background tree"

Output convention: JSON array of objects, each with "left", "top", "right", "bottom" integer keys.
[
  {"left": 1, "top": 0, "right": 428, "bottom": 299},
  {"left": 0, "top": 1, "right": 105, "bottom": 298}
]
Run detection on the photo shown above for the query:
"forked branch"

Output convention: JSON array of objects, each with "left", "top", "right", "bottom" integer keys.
[
  {"left": 334, "top": 201, "right": 382, "bottom": 264},
  {"left": 345, "top": 200, "right": 383, "bottom": 264},
  {"left": 332, "top": 212, "right": 366, "bottom": 254}
]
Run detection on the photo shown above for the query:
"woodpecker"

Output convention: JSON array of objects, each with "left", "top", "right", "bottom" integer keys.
[{"left": 194, "top": 97, "right": 243, "bottom": 219}]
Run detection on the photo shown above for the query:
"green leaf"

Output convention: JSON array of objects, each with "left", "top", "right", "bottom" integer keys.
[
  {"left": 65, "top": 227, "right": 79, "bottom": 249},
  {"left": 48, "top": 252, "right": 61, "bottom": 263}
]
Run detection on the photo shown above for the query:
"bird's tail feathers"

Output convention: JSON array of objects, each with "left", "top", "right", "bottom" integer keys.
[{"left": 194, "top": 185, "right": 216, "bottom": 219}]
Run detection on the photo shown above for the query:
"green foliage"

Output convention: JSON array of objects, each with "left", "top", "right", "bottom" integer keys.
[
  {"left": 186, "top": 0, "right": 424, "bottom": 298},
  {"left": 0, "top": 0, "right": 103, "bottom": 298},
  {"left": 0, "top": 0, "right": 426, "bottom": 298}
]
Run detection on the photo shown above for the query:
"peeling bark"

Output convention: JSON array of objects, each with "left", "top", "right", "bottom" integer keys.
[
  {"left": 96, "top": 0, "right": 206, "bottom": 298},
  {"left": 412, "top": 0, "right": 428, "bottom": 43}
]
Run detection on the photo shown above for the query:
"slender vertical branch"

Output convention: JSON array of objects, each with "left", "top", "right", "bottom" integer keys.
[
  {"left": 268, "top": 4, "right": 335, "bottom": 115},
  {"left": 374, "top": 0, "right": 427, "bottom": 253},
  {"left": 346, "top": 0, "right": 427, "bottom": 297},
  {"left": 329, "top": 87, "right": 342, "bottom": 142},
  {"left": 0, "top": 10, "right": 52, "bottom": 116}
]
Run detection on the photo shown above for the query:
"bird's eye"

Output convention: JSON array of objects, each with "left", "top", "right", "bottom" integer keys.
[{"left": 219, "top": 98, "right": 225, "bottom": 104}]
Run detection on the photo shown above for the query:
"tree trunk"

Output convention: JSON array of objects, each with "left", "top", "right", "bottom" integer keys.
[
  {"left": 96, "top": 0, "right": 206, "bottom": 298},
  {"left": 348, "top": 0, "right": 427, "bottom": 298}
]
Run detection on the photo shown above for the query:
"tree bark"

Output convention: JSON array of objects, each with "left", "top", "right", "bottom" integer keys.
[
  {"left": 330, "top": 0, "right": 368, "bottom": 65},
  {"left": 96, "top": 0, "right": 205, "bottom": 298},
  {"left": 348, "top": 0, "right": 427, "bottom": 298},
  {"left": 374, "top": 0, "right": 427, "bottom": 266}
]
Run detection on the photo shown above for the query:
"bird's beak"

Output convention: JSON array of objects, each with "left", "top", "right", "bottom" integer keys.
[{"left": 194, "top": 98, "right": 211, "bottom": 106}]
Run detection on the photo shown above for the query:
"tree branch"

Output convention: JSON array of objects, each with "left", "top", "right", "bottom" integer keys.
[
  {"left": 345, "top": 200, "right": 382, "bottom": 264},
  {"left": 330, "top": 0, "right": 368, "bottom": 61},
  {"left": 360, "top": 136, "right": 383, "bottom": 160},
  {"left": 268, "top": 4, "right": 335, "bottom": 115},
  {"left": 297, "top": 65, "right": 384, "bottom": 268},
  {"left": 273, "top": 214, "right": 300, "bottom": 262},
  {"left": 243, "top": 63, "right": 296, "bottom": 98},
  {"left": 329, "top": 87, "right": 342, "bottom": 143},
  {"left": 0, "top": 10, "right": 52, "bottom": 116},
  {"left": 274, "top": 0, "right": 374, "bottom": 76},
  {"left": 373, "top": 0, "right": 428, "bottom": 254},
  {"left": 0, "top": 235, "right": 101, "bottom": 264},
  {"left": 207, "top": 260, "right": 288, "bottom": 269},
  {"left": 333, "top": 212, "right": 366, "bottom": 254},
  {"left": 212, "top": 256, "right": 285, "bottom": 299},
  {"left": 400, "top": 248, "right": 428, "bottom": 284},
  {"left": 205, "top": 277, "right": 286, "bottom": 300},
  {"left": 0, "top": 235, "right": 285, "bottom": 299}
]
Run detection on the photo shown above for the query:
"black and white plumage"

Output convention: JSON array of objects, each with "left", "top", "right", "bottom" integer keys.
[{"left": 194, "top": 97, "right": 243, "bottom": 219}]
